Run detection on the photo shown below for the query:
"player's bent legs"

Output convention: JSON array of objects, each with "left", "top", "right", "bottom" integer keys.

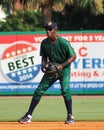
[
  {"left": 59, "top": 68, "right": 71, "bottom": 100},
  {"left": 33, "top": 74, "right": 56, "bottom": 100},
  {"left": 59, "top": 69, "right": 74, "bottom": 124},
  {"left": 18, "top": 74, "right": 56, "bottom": 124}
]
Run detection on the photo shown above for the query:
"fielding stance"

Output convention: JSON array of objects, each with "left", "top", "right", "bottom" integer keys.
[{"left": 18, "top": 21, "right": 76, "bottom": 124}]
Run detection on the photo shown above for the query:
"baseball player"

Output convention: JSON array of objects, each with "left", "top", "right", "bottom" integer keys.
[{"left": 18, "top": 21, "right": 76, "bottom": 124}]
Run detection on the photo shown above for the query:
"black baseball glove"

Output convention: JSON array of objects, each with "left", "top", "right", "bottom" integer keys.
[{"left": 43, "top": 61, "right": 62, "bottom": 74}]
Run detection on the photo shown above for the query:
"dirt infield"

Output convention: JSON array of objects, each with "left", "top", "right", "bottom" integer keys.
[{"left": 0, "top": 122, "right": 104, "bottom": 130}]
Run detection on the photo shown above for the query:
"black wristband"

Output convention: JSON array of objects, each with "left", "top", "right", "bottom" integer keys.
[{"left": 62, "top": 61, "right": 69, "bottom": 68}]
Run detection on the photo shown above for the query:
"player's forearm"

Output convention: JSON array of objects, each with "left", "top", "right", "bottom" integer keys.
[
  {"left": 41, "top": 57, "right": 47, "bottom": 71},
  {"left": 62, "top": 55, "right": 76, "bottom": 68}
]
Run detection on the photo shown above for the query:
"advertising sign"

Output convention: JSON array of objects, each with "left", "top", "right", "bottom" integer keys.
[{"left": 0, "top": 31, "right": 104, "bottom": 95}]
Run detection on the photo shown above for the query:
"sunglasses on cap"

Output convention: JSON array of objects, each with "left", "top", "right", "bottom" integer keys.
[{"left": 46, "top": 28, "right": 53, "bottom": 31}]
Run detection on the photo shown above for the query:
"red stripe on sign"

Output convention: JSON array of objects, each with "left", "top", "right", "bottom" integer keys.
[
  {"left": 0, "top": 33, "right": 104, "bottom": 43},
  {"left": 59, "top": 33, "right": 104, "bottom": 42},
  {"left": 0, "top": 34, "right": 46, "bottom": 44}
]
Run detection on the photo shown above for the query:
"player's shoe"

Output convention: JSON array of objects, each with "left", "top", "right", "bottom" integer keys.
[
  {"left": 65, "top": 114, "right": 74, "bottom": 124},
  {"left": 18, "top": 113, "right": 32, "bottom": 124}
]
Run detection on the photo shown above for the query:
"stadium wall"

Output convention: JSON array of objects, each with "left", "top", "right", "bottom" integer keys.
[{"left": 0, "top": 30, "right": 104, "bottom": 95}]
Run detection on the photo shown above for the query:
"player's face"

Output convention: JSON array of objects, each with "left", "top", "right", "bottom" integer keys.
[{"left": 46, "top": 28, "right": 56, "bottom": 38}]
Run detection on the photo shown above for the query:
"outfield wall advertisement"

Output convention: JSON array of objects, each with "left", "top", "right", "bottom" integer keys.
[{"left": 0, "top": 31, "right": 104, "bottom": 95}]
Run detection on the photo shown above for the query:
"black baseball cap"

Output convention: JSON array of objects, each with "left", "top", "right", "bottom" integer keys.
[{"left": 44, "top": 21, "right": 57, "bottom": 30}]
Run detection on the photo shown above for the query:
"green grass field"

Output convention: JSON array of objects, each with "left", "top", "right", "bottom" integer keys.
[{"left": 0, "top": 96, "right": 104, "bottom": 122}]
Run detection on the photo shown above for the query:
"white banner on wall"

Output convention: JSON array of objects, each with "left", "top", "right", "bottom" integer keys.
[{"left": 0, "top": 32, "right": 104, "bottom": 95}]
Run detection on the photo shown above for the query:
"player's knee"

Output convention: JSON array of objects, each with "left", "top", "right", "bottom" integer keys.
[{"left": 62, "top": 89, "right": 71, "bottom": 100}]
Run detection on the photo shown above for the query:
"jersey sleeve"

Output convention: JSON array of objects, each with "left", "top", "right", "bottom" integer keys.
[
  {"left": 40, "top": 41, "right": 45, "bottom": 56},
  {"left": 67, "top": 42, "right": 76, "bottom": 57},
  {"left": 40, "top": 39, "right": 47, "bottom": 58},
  {"left": 62, "top": 38, "right": 76, "bottom": 58}
]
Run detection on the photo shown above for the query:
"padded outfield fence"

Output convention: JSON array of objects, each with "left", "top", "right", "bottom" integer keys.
[{"left": 0, "top": 30, "right": 104, "bottom": 95}]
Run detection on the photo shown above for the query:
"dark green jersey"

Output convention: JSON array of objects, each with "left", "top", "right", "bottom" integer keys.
[{"left": 40, "top": 36, "right": 76, "bottom": 64}]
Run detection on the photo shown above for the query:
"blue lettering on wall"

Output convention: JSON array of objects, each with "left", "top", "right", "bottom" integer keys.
[{"left": 72, "top": 58, "right": 104, "bottom": 69}]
